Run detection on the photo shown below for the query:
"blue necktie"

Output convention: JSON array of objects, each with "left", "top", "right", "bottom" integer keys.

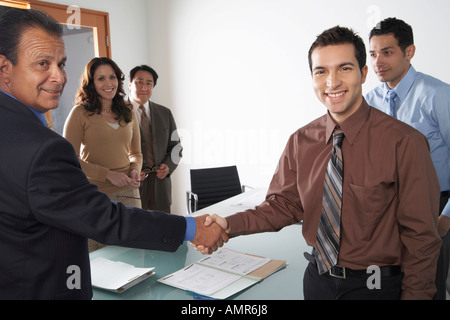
[
  {"left": 386, "top": 90, "right": 397, "bottom": 118},
  {"left": 315, "top": 128, "right": 344, "bottom": 274}
]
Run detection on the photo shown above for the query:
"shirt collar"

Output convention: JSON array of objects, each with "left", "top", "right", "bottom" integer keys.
[
  {"left": 0, "top": 89, "right": 47, "bottom": 127},
  {"left": 325, "top": 98, "right": 370, "bottom": 146},
  {"left": 128, "top": 97, "right": 149, "bottom": 112},
  {"left": 382, "top": 65, "right": 417, "bottom": 102}
]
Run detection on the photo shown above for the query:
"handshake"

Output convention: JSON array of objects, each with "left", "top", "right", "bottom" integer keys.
[{"left": 191, "top": 214, "right": 230, "bottom": 255}]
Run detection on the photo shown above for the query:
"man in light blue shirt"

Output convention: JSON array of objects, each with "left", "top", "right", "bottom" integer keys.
[{"left": 365, "top": 17, "right": 450, "bottom": 300}]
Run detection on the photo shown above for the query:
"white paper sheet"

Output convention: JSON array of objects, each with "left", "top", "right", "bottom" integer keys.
[
  {"left": 159, "top": 263, "right": 241, "bottom": 296},
  {"left": 90, "top": 257, "right": 154, "bottom": 292},
  {"left": 198, "top": 248, "right": 270, "bottom": 275}
]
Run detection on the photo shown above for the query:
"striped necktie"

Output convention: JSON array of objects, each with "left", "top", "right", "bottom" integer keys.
[
  {"left": 386, "top": 90, "right": 397, "bottom": 118},
  {"left": 315, "top": 128, "right": 344, "bottom": 274}
]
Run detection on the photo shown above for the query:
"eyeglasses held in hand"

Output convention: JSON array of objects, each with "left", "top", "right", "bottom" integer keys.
[{"left": 138, "top": 167, "right": 159, "bottom": 182}]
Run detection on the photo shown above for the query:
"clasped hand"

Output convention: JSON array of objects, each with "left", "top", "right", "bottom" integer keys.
[
  {"left": 107, "top": 169, "right": 141, "bottom": 188},
  {"left": 191, "top": 214, "right": 230, "bottom": 255}
]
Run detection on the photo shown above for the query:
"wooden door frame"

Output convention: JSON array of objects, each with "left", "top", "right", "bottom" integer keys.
[
  {"left": 28, "top": 0, "right": 111, "bottom": 58},
  {"left": 0, "top": 0, "right": 29, "bottom": 9}
]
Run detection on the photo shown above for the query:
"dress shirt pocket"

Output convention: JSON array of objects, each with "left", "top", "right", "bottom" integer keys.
[{"left": 348, "top": 183, "right": 395, "bottom": 227}]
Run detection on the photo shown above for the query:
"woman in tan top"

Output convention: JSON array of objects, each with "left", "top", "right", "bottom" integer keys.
[{"left": 64, "top": 57, "right": 143, "bottom": 251}]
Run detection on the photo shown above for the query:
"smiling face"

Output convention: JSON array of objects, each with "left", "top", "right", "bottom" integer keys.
[
  {"left": 311, "top": 43, "right": 368, "bottom": 124},
  {"left": 1, "top": 27, "right": 67, "bottom": 113},
  {"left": 129, "top": 70, "right": 154, "bottom": 105},
  {"left": 93, "top": 64, "right": 118, "bottom": 105}
]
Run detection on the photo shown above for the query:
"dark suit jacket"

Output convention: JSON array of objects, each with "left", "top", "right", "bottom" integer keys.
[
  {"left": 0, "top": 92, "right": 186, "bottom": 300},
  {"left": 147, "top": 101, "right": 182, "bottom": 208}
]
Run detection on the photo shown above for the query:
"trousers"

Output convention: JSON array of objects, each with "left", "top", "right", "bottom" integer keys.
[
  {"left": 303, "top": 261, "right": 403, "bottom": 300},
  {"left": 139, "top": 172, "right": 171, "bottom": 213}
]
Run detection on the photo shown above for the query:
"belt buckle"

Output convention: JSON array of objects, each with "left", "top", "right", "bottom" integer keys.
[{"left": 329, "top": 265, "right": 346, "bottom": 279}]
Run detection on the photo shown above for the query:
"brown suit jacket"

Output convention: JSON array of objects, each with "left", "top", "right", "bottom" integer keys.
[{"left": 138, "top": 100, "right": 182, "bottom": 209}]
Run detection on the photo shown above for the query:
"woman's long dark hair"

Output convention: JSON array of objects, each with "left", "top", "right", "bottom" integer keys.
[{"left": 75, "top": 57, "right": 132, "bottom": 124}]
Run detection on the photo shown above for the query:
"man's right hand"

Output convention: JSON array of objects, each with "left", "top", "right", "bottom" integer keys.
[
  {"left": 191, "top": 215, "right": 229, "bottom": 254},
  {"left": 192, "top": 214, "right": 230, "bottom": 255}
]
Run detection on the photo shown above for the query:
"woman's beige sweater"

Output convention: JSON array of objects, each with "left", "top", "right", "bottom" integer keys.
[{"left": 63, "top": 104, "right": 143, "bottom": 194}]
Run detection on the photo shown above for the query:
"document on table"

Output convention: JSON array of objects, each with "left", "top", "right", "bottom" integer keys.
[
  {"left": 198, "top": 248, "right": 271, "bottom": 275},
  {"left": 90, "top": 257, "right": 155, "bottom": 293},
  {"left": 158, "top": 249, "right": 286, "bottom": 299},
  {"left": 159, "top": 263, "right": 242, "bottom": 296}
]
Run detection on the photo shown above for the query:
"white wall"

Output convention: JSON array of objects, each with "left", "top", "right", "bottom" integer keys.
[{"left": 46, "top": 0, "right": 450, "bottom": 216}]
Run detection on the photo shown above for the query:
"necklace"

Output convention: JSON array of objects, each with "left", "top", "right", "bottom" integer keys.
[{"left": 102, "top": 109, "right": 112, "bottom": 113}]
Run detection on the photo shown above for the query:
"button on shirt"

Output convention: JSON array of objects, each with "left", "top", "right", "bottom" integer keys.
[
  {"left": 365, "top": 66, "right": 450, "bottom": 218},
  {"left": 226, "top": 100, "right": 441, "bottom": 299}
]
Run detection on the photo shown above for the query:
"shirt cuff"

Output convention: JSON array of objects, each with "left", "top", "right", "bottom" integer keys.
[
  {"left": 184, "top": 216, "right": 196, "bottom": 241},
  {"left": 442, "top": 199, "right": 450, "bottom": 218}
]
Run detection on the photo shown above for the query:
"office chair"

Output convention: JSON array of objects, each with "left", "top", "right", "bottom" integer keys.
[{"left": 186, "top": 165, "right": 246, "bottom": 215}]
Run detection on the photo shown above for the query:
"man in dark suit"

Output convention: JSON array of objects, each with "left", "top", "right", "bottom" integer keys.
[
  {"left": 0, "top": 8, "right": 226, "bottom": 300},
  {"left": 128, "top": 65, "right": 181, "bottom": 213}
]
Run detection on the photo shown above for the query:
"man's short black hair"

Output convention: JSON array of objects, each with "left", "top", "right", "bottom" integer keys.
[
  {"left": 129, "top": 65, "right": 159, "bottom": 86},
  {"left": 308, "top": 26, "right": 367, "bottom": 72},
  {"left": 369, "top": 17, "right": 414, "bottom": 53}
]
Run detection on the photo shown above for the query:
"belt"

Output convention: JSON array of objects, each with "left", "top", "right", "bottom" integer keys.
[
  {"left": 328, "top": 265, "right": 402, "bottom": 279},
  {"left": 304, "top": 251, "right": 403, "bottom": 280}
]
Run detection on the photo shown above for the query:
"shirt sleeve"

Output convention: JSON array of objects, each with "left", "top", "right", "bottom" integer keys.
[
  {"left": 226, "top": 134, "right": 303, "bottom": 236},
  {"left": 184, "top": 216, "right": 196, "bottom": 241},
  {"left": 442, "top": 199, "right": 450, "bottom": 218},
  {"left": 129, "top": 111, "right": 143, "bottom": 173},
  {"left": 395, "top": 130, "right": 442, "bottom": 300},
  {"left": 433, "top": 87, "right": 450, "bottom": 152}
]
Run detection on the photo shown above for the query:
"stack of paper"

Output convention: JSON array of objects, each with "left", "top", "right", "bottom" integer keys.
[
  {"left": 90, "top": 257, "right": 155, "bottom": 293},
  {"left": 158, "top": 249, "right": 286, "bottom": 299}
]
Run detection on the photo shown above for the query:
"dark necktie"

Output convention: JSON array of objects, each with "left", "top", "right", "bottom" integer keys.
[
  {"left": 139, "top": 105, "right": 155, "bottom": 168},
  {"left": 315, "top": 128, "right": 345, "bottom": 274}
]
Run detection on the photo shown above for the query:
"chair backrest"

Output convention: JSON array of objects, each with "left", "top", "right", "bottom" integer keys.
[{"left": 190, "top": 166, "right": 242, "bottom": 211}]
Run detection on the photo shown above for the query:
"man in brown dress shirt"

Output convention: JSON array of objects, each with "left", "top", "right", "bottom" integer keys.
[{"left": 198, "top": 26, "right": 441, "bottom": 300}]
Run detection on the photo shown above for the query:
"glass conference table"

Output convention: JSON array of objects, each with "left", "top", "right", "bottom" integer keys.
[{"left": 90, "top": 188, "right": 309, "bottom": 300}]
